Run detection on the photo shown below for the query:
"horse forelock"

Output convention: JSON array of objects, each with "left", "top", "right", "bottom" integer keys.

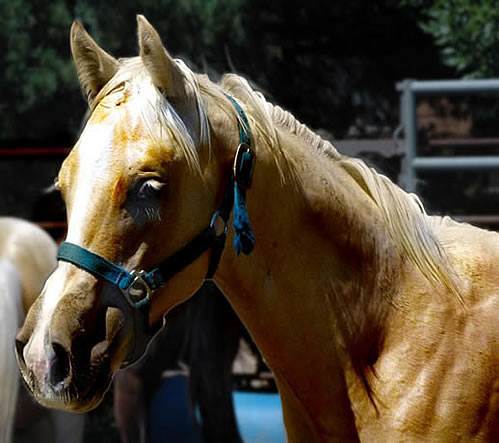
[{"left": 91, "top": 57, "right": 208, "bottom": 174}]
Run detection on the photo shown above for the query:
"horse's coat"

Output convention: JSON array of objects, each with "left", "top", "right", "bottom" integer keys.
[{"left": 16, "top": 17, "right": 498, "bottom": 441}]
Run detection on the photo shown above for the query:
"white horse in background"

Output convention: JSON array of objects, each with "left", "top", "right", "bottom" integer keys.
[
  {"left": 0, "top": 257, "right": 22, "bottom": 443},
  {"left": 0, "top": 217, "right": 85, "bottom": 443}
]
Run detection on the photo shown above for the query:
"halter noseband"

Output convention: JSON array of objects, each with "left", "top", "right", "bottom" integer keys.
[{"left": 56, "top": 95, "right": 255, "bottom": 363}]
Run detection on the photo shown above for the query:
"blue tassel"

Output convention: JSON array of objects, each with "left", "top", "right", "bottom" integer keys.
[{"left": 233, "top": 180, "right": 255, "bottom": 255}]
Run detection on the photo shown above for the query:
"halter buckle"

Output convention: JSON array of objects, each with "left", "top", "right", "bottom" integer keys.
[{"left": 121, "top": 270, "right": 152, "bottom": 309}]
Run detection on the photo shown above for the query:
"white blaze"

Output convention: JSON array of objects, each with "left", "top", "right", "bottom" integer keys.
[{"left": 66, "top": 121, "right": 116, "bottom": 245}]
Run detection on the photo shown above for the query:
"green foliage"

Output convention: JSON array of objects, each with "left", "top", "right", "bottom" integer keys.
[
  {"left": 0, "top": 0, "right": 79, "bottom": 139},
  {"left": 237, "top": 0, "right": 451, "bottom": 137},
  {"left": 405, "top": 0, "right": 499, "bottom": 77},
  {"left": 0, "top": 0, "right": 246, "bottom": 142}
]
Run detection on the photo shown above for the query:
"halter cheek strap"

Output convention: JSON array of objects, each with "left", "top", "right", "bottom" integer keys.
[{"left": 56, "top": 94, "right": 255, "bottom": 364}]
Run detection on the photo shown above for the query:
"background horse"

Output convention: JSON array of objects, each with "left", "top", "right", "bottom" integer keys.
[
  {"left": 0, "top": 256, "right": 22, "bottom": 443},
  {"left": 16, "top": 17, "right": 498, "bottom": 441},
  {"left": 0, "top": 217, "right": 85, "bottom": 443}
]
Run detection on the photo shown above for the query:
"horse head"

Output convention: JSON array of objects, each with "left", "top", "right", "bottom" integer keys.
[{"left": 16, "top": 16, "right": 241, "bottom": 411}]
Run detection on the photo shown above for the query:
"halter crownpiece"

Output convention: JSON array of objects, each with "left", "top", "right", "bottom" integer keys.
[{"left": 56, "top": 94, "right": 255, "bottom": 363}]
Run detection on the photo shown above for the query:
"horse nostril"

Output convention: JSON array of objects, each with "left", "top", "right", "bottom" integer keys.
[
  {"left": 15, "top": 338, "right": 26, "bottom": 365},
  {"left": 49, "top": 342, "right": 72, "bottom": 389}
]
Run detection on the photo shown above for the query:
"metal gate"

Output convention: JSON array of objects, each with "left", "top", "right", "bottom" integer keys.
[
  {"left": 397, "top": 79, "right": 499, "bottom": 227},
  {"left": 397, "top": 78, "right": 499, "bottom": 192}
]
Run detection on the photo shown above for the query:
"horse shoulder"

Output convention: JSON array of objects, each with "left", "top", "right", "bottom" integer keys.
[{"left": 352, "top": 219, "right": 499, "bottom": 440}]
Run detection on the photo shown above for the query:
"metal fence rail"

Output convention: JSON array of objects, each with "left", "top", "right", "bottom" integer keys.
[{"left": 396, "top": 79, "right": 499, "bottom": 192}]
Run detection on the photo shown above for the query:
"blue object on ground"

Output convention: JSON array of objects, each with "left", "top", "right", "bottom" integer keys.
[
  {"left": 149, "top": 375, "right": 285, "bottom": 442},
  {"left": 232, "top": 391, "right": 286, "bottom": 443},
  {"left": 149, "top": 375, "right": 202, "bottom": 443}
]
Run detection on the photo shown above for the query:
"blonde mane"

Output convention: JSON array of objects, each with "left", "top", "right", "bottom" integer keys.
[
  {"left": 215, "top": 74, "right": 463, "bottom": 308},
  {"left": 338, "top": 157, "right": 464, "bottom": 307}
]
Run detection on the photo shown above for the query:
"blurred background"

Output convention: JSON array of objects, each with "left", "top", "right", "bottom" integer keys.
[{"left": 2, "top": 1, "right": 499, "bottom": 442}]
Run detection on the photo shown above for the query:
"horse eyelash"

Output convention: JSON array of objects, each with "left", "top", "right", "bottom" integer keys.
[
  {"left": 128, "top": 179, "right": 164, "bottom": 224},
  {"left": 130, "top": 205, "right": 162, "bottom": 223},
  {"left": 145, "top": 206, "right": 162, "bottom": 222}
]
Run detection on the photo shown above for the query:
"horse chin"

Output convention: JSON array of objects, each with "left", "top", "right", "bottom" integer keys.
[{"left": 29, "top": 381, "right": 109, "bottom": 413}]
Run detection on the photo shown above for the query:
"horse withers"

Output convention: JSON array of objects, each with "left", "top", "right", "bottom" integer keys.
[{"left": 16, "top": 16, "right": 498, "bottom": 441}]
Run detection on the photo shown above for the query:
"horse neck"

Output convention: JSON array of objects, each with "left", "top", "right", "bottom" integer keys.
[{"left": 213, "top": 122, "right": 397, "bottom": 438}]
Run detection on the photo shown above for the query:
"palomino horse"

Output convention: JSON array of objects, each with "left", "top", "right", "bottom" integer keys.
[
  {"left": 0, "top": 217, "right": 85, "bottom": 443},
  {"left": 16, "top": 16, "right": 498, "bottom": 441}
]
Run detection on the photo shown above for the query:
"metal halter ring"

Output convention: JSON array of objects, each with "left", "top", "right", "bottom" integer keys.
[
  {"left": 121, "top": 270, "right": 152, "bottom": 308},
  {"left": 233, "top": 143, "right": 255, "bottom": 189}
]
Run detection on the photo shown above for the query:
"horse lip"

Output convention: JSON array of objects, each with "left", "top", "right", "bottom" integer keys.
[
  {"left": 16, "top": 365, "right": 68, "bottom": 410},
  {"left": 20, "top": 361, "right": 111, "bottom": 412},
  {"left": 90, "top": 339, "right": 112, "bottom": 363}
]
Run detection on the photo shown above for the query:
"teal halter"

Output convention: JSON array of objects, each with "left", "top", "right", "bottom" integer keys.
[{"left": 56, "top": 95, "right": 255, "bottom": 363}]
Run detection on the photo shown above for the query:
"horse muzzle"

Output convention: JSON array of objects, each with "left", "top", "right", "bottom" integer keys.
[{"left": 15, "top": 272, "right": 132, "bottom": 411}]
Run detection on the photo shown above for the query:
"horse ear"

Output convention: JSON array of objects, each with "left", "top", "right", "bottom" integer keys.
[
  {"left": 136, "top": 15, "right": 186, "bottom": 99},
  {"left": 70, "top": 21, "right": 119, "bottom": 106}
]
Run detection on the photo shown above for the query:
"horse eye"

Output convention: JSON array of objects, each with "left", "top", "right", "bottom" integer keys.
[{"left": 136, "top": 179, "right": 164, "bottom": 199}]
